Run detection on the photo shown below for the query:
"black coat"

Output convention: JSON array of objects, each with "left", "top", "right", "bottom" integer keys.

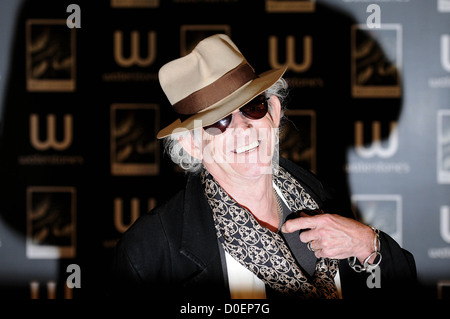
[{"left": 112, "top": 157, "right": 417, "bottom": 299}]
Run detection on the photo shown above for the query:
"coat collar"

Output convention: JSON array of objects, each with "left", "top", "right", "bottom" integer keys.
[
  {"left": 180, "top": 172, "right": 218, "bottom": 265},
  {"left": 179, "top": 172, "right": 229, "bottom": 297}
]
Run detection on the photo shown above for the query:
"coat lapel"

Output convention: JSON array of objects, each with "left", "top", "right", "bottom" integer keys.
[{"left": 179, "top": 173, "right": 229, "bottom": 298}]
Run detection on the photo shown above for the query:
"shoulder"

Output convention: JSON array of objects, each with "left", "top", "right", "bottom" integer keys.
[
  {"left": 118, "top": 189, "right": 185, "bottom": 250},
  {"left": 112, "top": 189, "right": 186, "bottom": 282}
]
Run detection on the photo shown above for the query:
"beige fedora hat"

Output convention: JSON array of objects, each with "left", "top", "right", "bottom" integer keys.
[{"left": 157, "top": 34, "right": 287, "bottom": 139}]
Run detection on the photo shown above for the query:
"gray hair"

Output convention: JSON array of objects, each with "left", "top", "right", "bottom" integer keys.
[{"left": 162, "top": 77, "right": 289, "bottom": 174}]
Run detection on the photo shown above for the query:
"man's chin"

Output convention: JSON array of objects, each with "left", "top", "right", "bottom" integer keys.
[{"left": 228, "top": 161, "right": 273, "bottom": 177}]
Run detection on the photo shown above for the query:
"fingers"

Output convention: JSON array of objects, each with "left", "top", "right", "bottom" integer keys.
[
  {"left": 307, "top": 240, "right": 318, "bottom": 252},
  {"left": 281, "top": 213, "right": 338, "bottom": 259},
  {"left": 281, "top": 212, "right": 316, "bottom": 233},
  {"left": 307, "top": 240, "right": 327, "bottom": 259},
  {"left": 299, "top": 229, "right": 316, "bottom": 244},
  {"left": 307, "top": 239, "right": 336, "bottom": 259}
]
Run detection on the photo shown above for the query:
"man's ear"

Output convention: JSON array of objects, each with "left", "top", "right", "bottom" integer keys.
[
  {"left": 178, "top": 131, "right": 203, "bottom": 160},
  {"left": 268, "top": 95, "right": 282, "bottom": 128}
]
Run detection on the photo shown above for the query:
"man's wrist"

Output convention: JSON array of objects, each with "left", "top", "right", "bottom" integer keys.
[{"left": 349, "top": 226, "right": 382, "bottom": 273}]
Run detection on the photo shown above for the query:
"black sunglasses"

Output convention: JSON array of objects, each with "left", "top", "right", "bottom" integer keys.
[{"left": 203, "top": 94, "right": 269, "bottom": 136}]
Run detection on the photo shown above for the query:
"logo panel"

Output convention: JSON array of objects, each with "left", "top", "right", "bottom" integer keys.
[
  {"left": 29, "top": 114, "right": 73, "bottom": 151},
  {"left": 26, "top": 186, "right": 76, "bottom": 259},
  {"left": 279, "top": 109, "right": 316, "bottom": 173},
  {"left": 110, "top": 0, "right": 159, "bottom": 8},
  {"left": 113, "top": 197, "right": 156, "bottom": 233},
  {"left": 351, "top": 194, "right": 402, "bottom": 246},
  {"left": 269, "top": 35, "right": 313, "bottom": 73},
  {"left": 437, "top": 110, "right": 450, "bottom": 184},
  {"left": 351, "top": 24, "right": 402, "bottom": 98},
  {"left": 26, "top": 19, "right": 76, "bottom": 92},
  {"left": 266, "top": 0, "right": 315, "bottom": 13},
  {"left": 110, "top": 103, "right": 160, "bottom": 176},
  {"left": 354, "top": 120, "right": 398, "bottom": 159},
  {"left": 438, "top": 0, "right": 450, "bottom": 12},
  {"left": 441, "top": 34, "right": 450, "bottom": 72},
  {"left": 113, "top": 30, "right": 157, "bottom": 67}
]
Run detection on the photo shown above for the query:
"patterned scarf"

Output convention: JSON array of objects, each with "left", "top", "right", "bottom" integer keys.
[{"left": 201, "top": 165, "right": 339, "bottom": 299}]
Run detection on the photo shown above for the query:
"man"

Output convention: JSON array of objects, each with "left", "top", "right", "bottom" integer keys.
[{"left": 112, "top": 34, "right": 416, "bottom": 299}]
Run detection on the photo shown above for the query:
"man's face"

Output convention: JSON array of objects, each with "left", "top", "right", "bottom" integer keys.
[{"left": 200, "top": 96, "right": 280, "bottom": 180}]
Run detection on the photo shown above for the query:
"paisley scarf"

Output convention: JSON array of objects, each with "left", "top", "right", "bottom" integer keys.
[{"left": 201, "top": 165, "right": 339, "bottom": 299}]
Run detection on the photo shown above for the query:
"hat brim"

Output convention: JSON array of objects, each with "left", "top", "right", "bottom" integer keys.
[{"left": 156, "top": 66, "right": 287, "bottom": 139}]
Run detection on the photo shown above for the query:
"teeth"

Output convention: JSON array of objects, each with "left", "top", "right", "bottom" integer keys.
[{"left": 235, "top": 141, "right": 259, "bottom": 154}]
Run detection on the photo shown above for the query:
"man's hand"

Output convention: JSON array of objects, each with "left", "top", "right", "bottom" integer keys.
[{"left": 281, "top": 212, "right": 376, "bottom": 264}]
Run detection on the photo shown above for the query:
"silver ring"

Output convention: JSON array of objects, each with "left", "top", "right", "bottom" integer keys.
[{"left": 307, "top": 241, "right": 316, "bottom": 252}]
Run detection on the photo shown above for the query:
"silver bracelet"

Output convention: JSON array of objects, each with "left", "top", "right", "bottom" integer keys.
[
  {"left": 363, "top": 251, "right": 382, "bottom": 271},
  {"left": 370, "top": 226, "right": 381, "bottom": 254},
  {"left": 347, "top": 226, "right": 382, "bottom": 273}
]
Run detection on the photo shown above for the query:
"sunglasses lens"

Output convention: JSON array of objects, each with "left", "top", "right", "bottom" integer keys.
[
  {"left": 204, "top": 114, "right": 232, "bottom": 136},
  {"left": 202, "top": 95, "right": 268, "bottom": 136},
  {"left": 240, "top": 95, "right": 268, "bottom": 119}
]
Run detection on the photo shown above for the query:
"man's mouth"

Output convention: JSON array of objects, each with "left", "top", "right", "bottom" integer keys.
[{"left": 234, "top": 140, "right": 260, "bottom": 154}]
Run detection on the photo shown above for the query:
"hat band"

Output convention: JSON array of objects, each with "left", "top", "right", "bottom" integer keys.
[{"left": 172, "top": 62, "right": 257, "bottom": 115}]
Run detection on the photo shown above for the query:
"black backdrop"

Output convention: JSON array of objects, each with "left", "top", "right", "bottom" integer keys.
[{"left": 0, "top": 0, "right": 449, "bottom": 299}]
